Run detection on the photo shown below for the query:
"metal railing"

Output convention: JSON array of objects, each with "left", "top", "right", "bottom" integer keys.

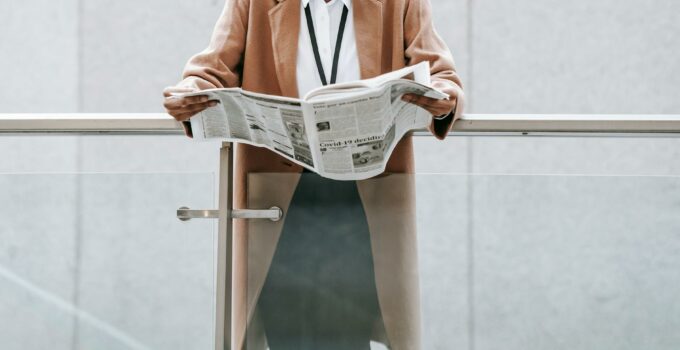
[
  {"left": 3, "top": 113, "right": 680, "bottom": 135},
  {"left": 3, "top": 112, "right": 680, "bottom": 350}
]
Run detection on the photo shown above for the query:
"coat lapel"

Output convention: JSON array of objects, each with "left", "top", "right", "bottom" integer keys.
[
  {"left": 353, "top": 0, "right": 383, "bottom": 79},
  {"left": 269, "top": 0, "right": 301, "bottom": 97}
]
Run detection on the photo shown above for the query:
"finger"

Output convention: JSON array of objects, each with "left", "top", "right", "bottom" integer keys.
[
  {"left": 163, "top": 86, "right": 196, "bottom": 97},
  {"left": 412, "top": 95, "right": 455, "bottom": 112},
  {"left": 179, "top": 95, "right": 212, "bottom": 105},
  {"left": 402, "top": 94, "right": 440, "bottom": 109},
  {"left": 177, "top": 100, "right": 219, "bottom": 114},
  {"left": 174, "top": 103, "right": 215, "bottom": 121},
  {"left": 405, "top": 95, "right": 437, "bottom": 109},
  {"left": 401, "top": 95, "right": 452, "bottom": 116},
  {"left": 430, "top": 108, "right": 451, "bottom": 117},
  {"left": 164, "top": 95, "right": 212, "bottom": 109},
  {"left": 168, "top": 110, "right": 187, "bottom": 121},
  {"left": 430, "top": 102, "right": 455, "bottom": 115},
  {"left": 416, "top": 104, "right": 447, "bottom": 116},
  {"left": 173, "top": 108, "right": 208, "bottom": 122},
  {"left": 427, "top": 100, "right": 455, "bottom": 112},
  {"left": 174, "top": 112, "right": 194, "bottom": 122}
]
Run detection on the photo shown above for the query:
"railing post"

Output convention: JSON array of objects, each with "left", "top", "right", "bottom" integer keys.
[{"left": 215, "top": 141, "right": 234, "bottom": 350}]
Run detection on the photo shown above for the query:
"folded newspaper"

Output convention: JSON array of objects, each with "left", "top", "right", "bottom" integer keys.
[{"left": 182, "top": 61, "right": 447, "bottom": 181}]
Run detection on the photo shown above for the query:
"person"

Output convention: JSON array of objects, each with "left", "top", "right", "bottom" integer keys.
[{"left": 163, "top": 0, "right": 464, "bottom": 349}]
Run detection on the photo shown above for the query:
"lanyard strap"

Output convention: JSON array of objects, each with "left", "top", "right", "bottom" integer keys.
[{"left": 304, "top": 3, "right": 349, "bottom": 86}]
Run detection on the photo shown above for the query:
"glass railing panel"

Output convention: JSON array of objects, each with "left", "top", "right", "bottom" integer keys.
[
  {"left": 242, "top": 168, "right": 680, "bottom": 350},
  {"left": 415, "top": 174, "right": 470, "bottom": 350},
  {"left": 0, "top": 172, "right": 216, "bottom": 350},
  {"left": 0, "top": 135, "right": 80, "bottom": 173},
  {"left": 0, "top": 174, "right": 80, "bottom": 350},
  {"left": 76, "top": 136, "right": 221, "bottom": 174},
  {"left": 4, "top": 131, "right": 680, "bottom": 350},
  {"left": 467, "top": 172, "right": 680, "bottom": 350},
  {"left": 414, "top": 135, "right": 680, "bottom": 176}
]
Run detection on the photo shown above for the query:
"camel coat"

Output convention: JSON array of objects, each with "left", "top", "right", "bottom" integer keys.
[{"left": 179, "top": 0, "right": 464, "bottom": 348}]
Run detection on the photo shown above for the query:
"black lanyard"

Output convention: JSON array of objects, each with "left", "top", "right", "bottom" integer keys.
[{"left": 304, "top": 3, "right": 349, "bottom": 86}]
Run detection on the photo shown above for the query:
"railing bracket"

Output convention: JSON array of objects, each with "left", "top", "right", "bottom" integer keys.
[{"left": 177, "top": 206, "right": 283, "bottom": 222}]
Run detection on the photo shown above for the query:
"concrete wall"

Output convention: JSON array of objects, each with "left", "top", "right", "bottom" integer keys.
[{"left": 2, "top": 0, "right": 680, "bottom": 349}]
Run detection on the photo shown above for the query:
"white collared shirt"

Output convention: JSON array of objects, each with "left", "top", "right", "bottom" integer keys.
[{"left": 296, "top": 0, "right": 361, "bottom": 97}]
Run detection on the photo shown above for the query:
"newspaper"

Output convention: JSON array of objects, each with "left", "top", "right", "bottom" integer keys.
[{"left": 181, "top": 61, "right": 447, "bottom": 180}]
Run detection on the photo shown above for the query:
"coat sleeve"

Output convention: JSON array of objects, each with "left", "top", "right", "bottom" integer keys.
[
  {"left": 174, "top": 0, "right": 250, "bottom": 136},
  {"left": 404, "top": 0, "right": 465, "bottom": 140},
  {"left": 180, "top": 0, "right": 250, "bottom": 90}
]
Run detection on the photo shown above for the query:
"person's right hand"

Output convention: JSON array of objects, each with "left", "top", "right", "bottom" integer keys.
[{"left": 163, "top": 86, "right": 219, "bottom": 122}]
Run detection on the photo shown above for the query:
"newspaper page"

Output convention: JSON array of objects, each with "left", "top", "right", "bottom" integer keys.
[
  {"left": 181, "top": 62, "right": 446, "bottom": 180},
  {"left": 303, "top": 62, "right": 446, "bottom": 180},
  {"left": 188, "top": 89, "right": 318, "bottom": 169},
  {"left": 305, "top": 79, "right": 443, "bottom": 180}
]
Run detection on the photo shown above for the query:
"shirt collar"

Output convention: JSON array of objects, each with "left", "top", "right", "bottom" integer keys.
[{"left": 301, "top": 0, "right": 352, "bottom": 10}]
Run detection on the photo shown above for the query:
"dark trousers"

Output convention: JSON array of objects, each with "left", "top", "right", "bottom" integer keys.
[{"left": 257, "top": 170, "right": 384, "bottom": 350}]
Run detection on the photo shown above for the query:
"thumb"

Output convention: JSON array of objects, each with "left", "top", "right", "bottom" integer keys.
[{"left": 163, "top": 86, "right": 197, "bottom": 97}]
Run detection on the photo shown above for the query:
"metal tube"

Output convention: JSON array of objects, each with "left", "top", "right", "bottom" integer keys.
[
  {"left": 215, "top": 142, "right": 233, "bottom": 350},
  {"left": 3, "top": 113, "right": 680, "bottom": 136},
  {"left": 176, "top": 207, "right": 283, "bottom": 222},
  {"left": 231, "top": 207, "right": 283, "bottom": 222}
]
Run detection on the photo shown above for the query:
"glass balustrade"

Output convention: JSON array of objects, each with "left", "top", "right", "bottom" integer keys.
[
  {"left": 1, "top": 135, "right": 219, "bottom": 350},
  {"left": 241, "top": 171, "right": 680, "bottom": 350},
  {"left": 2, "top": 131, "right": 680, "bottom": 350}
]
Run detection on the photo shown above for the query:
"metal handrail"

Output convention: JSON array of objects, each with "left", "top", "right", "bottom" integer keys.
[
  {"left": 2, "top": 113, "right": 680, "bottom": 135},
  {"left": 0, "top": 114, "right": 183, "bottom": 135}
]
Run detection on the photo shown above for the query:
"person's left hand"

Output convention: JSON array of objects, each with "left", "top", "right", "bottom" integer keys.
[{"left": 402, "top": 80, "right": 458, "bottom": 118}]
